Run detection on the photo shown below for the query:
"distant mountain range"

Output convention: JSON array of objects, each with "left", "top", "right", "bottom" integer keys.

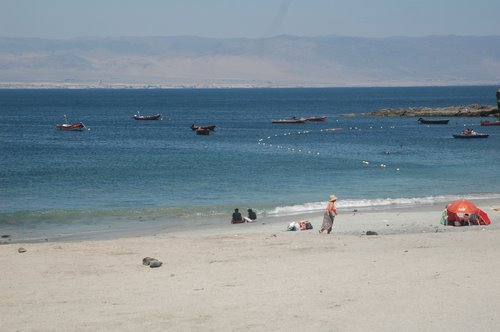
[{"left": 1, "top": 35, "right": 499, "bottom": 88}]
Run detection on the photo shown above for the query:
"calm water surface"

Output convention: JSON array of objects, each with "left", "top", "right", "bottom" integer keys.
[{"left": 1, "top": 87, "right": 499, "bottom": 241}]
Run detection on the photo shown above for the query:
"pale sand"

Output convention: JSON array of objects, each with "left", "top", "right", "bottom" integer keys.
[{"left": 1, "top": 203, "right": 500, "bottom": 331}]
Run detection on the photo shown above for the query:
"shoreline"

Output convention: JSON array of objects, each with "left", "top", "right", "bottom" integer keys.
[
  {"left": 1, "top": 201, "right": 499, "bottom": 331},
  {"left": 0, "top": 83, "right": 499, "bottom": 89},
  {"left": 2, "top": 196, "right": 499, "bottom": 244}
]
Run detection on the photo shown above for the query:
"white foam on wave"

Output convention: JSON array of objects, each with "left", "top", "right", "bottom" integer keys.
[{"left": 265, "top": 193, "right": 500, "bottom": 217}]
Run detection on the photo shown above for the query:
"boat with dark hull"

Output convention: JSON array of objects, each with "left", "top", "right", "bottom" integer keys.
[
  {"left": 453, "top": 133, "right": 489, "bottom": 139},
  {"left": 480, "top": 120, "right": 500, "bottom": 126},
  {"left": 133, "top": 113, "right": 161, "bottom": 120},
  {"left": 304, "top": 116, "right": 328, "bottom": 122},
  {"left": 418, "top": 118, "right": 449, "bottom": 124},
  {"left": 191, "top": 124, "right": 216, "bottom": 131},
  {"left": 272, "top": 118, "right": 306, "bottom": 124}
]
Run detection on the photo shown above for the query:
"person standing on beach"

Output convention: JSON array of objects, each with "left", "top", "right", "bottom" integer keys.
[{"left": 319, "top": 195, "right": 337, "bottom": 234}]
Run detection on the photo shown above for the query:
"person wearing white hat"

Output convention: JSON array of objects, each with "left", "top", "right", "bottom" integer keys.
[{"left": 319, "top": 195, "right": 338, "bottom": 234}]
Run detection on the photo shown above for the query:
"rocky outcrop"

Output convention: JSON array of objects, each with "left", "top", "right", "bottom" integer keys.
[{"left": 364, "top": 104, "right": 498, "bottom": 117}]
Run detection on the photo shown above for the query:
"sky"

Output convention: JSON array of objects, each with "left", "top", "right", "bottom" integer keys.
[{"left": 1, "top": 0, "right": 499, "bottom": 39}]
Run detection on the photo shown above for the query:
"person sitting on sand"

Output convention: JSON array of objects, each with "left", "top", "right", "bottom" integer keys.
[
  {"left": 445, "top": 210, "right": 459, "bottom": 226},
  {"left": 461, "top": 213, "right": 470, "bottom": 226},
  {"left": 231, "top": 208, "right": 244, "bottom": 224},
  {"left": 244, "top": 209, "right": 257, "bottom": 223},
  {"left": 445, "top": 208, "right": 462, "bottom": 226},
  {"left": 469, "top": 213, "right": 479, "bottom": 225}
]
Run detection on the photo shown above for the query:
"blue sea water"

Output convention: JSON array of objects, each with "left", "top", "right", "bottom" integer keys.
[{"left": 1, "top": 86, "right": 499, "bottom": 241}]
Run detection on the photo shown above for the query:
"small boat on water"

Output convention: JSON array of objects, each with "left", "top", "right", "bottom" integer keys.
[
  {"left": 272, "top": 117, "right": 306, "bottom": 124},
  {"left": 304, "top": 116, "right": 328, "bottom": 122},
  {"left": 418, "top": 118, "right": 449, "bottom": 124},
  {"left": 133, "top": 113, "right": 161, "bottom": 120},
  {"left": 191, "top": 124, "right": 216, "bottom": 131},
  {"left": 480, "top": 120, "right": 500, "bottom": 126},
  {"left": 453, "top": 133, "right": 489, "bottom": 139},
  {"left": 56, "top": 122, "right": 86, "bottom": 131},
  {"left": 55, "top": 115, "right": 86, "bottom": 131}
]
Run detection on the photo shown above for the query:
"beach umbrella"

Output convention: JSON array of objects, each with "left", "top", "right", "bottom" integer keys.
[
  {"left": 446, "top": 200, "right": 479, "bottom": 214},
  {"left": 445, "top": 199, "right": 491, "bottom": 226}
]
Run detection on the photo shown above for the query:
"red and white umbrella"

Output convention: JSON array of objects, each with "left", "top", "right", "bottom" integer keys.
[{"left": 446, "top": 200, "right": 479, "bottom": 214}]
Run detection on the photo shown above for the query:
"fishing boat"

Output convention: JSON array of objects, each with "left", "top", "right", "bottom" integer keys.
[
  {"left": 418, "top": 118, "right": 449, "bottom": 124},
  {"left": 304, "top": 116, "right": 328, "bottom": 122},
  {"left": 453, "top": 133, "right": 489, "bottom": 139},
  {"left": 133, "top": 113, "right": 161, "bottom": 120},
  {"left": 56, "top": 122, "right": 86, "bottom": 131},
  {"left": 272, "top": 117, "right": 306, "bottom": 124},
  {"left": 480, "top": 120, "right": 500, "bottom": 126},
  {"left": 191, "top": 124, "right": 216, "bottom": 131},
  {"left": 55, "top": 115, "right": 86, "bottom": 131}
]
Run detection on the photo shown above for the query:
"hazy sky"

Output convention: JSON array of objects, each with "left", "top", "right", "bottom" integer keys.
[{"left": 1, "top": 0, "right": 499, "bottom": 39}]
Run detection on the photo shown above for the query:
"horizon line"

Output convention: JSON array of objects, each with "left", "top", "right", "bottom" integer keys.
[{"left": 2, "top": 34, "right": 500, "bottom": 41}]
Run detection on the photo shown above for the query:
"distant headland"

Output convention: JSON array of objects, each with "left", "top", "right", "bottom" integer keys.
[{"left": 1, "top": 35, "right": 500, "bottom": 88}]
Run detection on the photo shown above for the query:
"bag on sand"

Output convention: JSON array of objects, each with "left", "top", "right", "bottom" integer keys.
[
  {"left": 288, "top": 220, "right": 313, "bottom": 231},
  {"left": 299, "top": 220, "right": 313, "bottom": 230}
]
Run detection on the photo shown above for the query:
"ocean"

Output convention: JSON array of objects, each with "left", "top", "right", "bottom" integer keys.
[{"left": 1, "top": 86, "right": 499, "bottom": 242}]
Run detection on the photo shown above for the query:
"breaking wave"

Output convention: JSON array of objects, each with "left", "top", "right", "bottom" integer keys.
[{"left": 265, "top": 193, "right": 500, "bottom": 217}]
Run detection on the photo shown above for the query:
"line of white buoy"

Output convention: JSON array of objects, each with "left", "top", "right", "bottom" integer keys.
[
  {"left": 257, "top": 130, "right": 321, "bottom": 156},
  {"left": 258, "top": 127, "right": 400, "bottom": 170},
  {"left": 362, "top": 160, "right": 400, "bottom": 171}
]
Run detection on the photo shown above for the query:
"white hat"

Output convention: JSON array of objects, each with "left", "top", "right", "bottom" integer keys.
[{"left": 329, "top": 195, "right": 337, "bottom": 202}]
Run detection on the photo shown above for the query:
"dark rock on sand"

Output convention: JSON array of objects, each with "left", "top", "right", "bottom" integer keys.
[
  {"left": 143, "top": 256, "right": 163, "bottom": 268},
  {"left": 18, "top": 247, "right": 27, "bottom": 253},
  {"left": 149, "top": 260, "right": 163, "bottom": 268},
  {"left": 366, "top": 231, "right": 378, "bottom": 236},
  {"left": 142, "top": 257, "right": 156, "bottom": 265}
]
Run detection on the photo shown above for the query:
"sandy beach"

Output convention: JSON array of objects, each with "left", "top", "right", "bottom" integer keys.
[{"left": 1, "top": 201, "right": 500, "bottom": 332}]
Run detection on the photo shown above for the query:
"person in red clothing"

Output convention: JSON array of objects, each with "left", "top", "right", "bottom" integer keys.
[{"left": 319, "top": 195, "right": 338, "bottom": 234}]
